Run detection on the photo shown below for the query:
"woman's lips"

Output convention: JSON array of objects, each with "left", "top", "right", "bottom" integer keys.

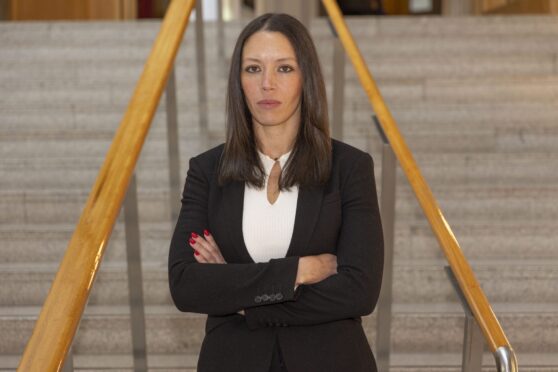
[{"left": 257, "top": 100, "right": 281, "bottom": 109}]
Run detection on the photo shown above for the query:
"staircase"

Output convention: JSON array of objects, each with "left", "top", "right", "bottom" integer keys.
[{"left": 1, "top": 16, "right": 557, "bottom": 371}]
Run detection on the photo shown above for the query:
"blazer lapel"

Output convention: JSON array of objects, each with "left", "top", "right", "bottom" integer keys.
[
  {"left": 286, "top": 185, "right": 324, "bottom": 258},
  {"left": 222, "top": 181, "right": 325, "bottom": 263},
  {"left": 222, "top": 180, "right": 254, "bottom": 263}
]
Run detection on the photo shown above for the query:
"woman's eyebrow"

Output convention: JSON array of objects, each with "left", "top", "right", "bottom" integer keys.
[{"left": 242, "top": 57, "right": 297, "bottom": 63}]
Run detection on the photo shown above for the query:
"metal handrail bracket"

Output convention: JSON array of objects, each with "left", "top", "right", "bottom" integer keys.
[
  {"left": 495, "top": 346, "right": 519, "bottom": 372},
  {"left": 445, "top": 266, "right": 518, "bottom": 372}
]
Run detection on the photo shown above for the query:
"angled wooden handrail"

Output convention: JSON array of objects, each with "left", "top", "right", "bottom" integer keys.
[
  {"left": 17, "top": 0, "right": 196, "bottom": 370},
  {"left": 321, "top": 0, "right": 513, "bottom": 356}
]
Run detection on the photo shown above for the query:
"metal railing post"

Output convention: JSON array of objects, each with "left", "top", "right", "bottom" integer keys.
[
  {"left": 61, "top": 347, "right": 73, "bottom": 372},
  {"left": 166, "top": 66, "right": 181, "bottom": 223},
  {"left": 328, "top": 19, "right": 346, "bottom": 141},
  {"left": 462, "top": 311, "right": 485, "bottom": 372},
  {"left": 445, "top": 266, "right": 484, "bottom": 372},
  {"left": 216, "top": 0, "right": 225, "bottom": 63},
  {"left": 124, "top": 173, "right": 148, "bottom": 372},
  {"left": 195, "top": 0, "right": 209, "bottom": 145},
  {"left": 373, "top": 115, "right": 396, "bottom": 372}
]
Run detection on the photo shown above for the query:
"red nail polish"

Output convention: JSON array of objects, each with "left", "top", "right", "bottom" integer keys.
[
  {"left": 191, "top": 232, "right": 198, "bottom": 238},
  {"left": 189, "top": 238, "right": 196, "bottom": 244},
  {"left": 194, "top": 250, "right": 200, "bottom": 256},
  {"left": 204, "top": 229, "right": 209, "bottom": 236}
]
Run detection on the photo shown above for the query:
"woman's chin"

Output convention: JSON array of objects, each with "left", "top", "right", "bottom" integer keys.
[{"left": 253, "top": 118, "right": 288, "bottom": 127}]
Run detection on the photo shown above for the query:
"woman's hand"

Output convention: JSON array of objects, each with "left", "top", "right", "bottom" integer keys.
[
  {"left": 296, "top": 253, "right": 337, "bottom": 287},
  {"left": 189, "top": 230, "right": 227, "bottom": 264}
]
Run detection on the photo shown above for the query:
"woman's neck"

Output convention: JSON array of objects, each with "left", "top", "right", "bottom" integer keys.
[{"left": 253, "top": 121, "right": 299, "bottom": 160}]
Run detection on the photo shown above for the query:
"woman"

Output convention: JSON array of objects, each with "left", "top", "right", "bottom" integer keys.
[{"left": 169, "top": 13, "right": 383, "bottom": 372}]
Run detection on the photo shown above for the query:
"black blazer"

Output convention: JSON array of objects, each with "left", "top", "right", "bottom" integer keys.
[{"left": 169, "top": 138, "right": 384, "bottom": 372}]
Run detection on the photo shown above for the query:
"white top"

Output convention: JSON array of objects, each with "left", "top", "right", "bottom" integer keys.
[{"left": 242, "top": 148, "right": 299, "bottom": 263}]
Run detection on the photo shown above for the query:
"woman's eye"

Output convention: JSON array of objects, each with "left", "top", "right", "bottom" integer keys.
[
  {"left": 278, "top": 65, "right": 294, "bottom": 73},
  {"left": 244, "top": 65, "right": 260, "bottom": 73}
]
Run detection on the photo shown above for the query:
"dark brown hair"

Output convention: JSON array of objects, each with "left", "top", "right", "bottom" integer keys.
[{"left": 218, "top": 13, "right": 331, "bottom": 190}]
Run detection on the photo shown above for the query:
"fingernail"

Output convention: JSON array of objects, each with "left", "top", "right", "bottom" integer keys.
[
  {"left": 194, "top": 250, "right": 200, "bottom": 256},
  {"left": 189, "top": 238, "right": 196, "bottom": 244},
  {"left": 204, "top": 229, "right": 210, "bottom": 236},
  {"left": 191, "top": 232, "right": 198, "bottom": 238}
]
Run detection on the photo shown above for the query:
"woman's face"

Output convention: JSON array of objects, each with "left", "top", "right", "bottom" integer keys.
[{"left": 241, "top": 31, "right": 303, "bottom": 130}]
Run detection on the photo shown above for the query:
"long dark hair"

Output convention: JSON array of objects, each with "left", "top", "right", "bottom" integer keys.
[{"left": 218, "top": 13, "right": 331, "bottom": 190}]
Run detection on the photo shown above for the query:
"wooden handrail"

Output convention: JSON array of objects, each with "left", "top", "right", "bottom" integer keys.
[
  {"left": 320, "top": 0, "right": 511, "bottom": 353},
  {"left": 17, "top": 0, "right": 196, "bottom": 370}
]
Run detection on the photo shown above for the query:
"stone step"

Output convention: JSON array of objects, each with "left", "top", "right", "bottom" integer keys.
[
  {"left": 3, "top": 74, "right": 558, "bottom": 111},
  {"left": 0, "top": 353, "right": 198, "bottom": 372},
  {"left": 1, "top": 184, "right": 556, "bottom": 226},
  {"left": 3, "top": 18, "right": 558, "bottom": 50},
  {"left": 1, "top": 108, "right": 557, "bottom": 156},
  {"left": 0, "top": 127, "right": 554, "bottom": 157},
  {"left": 1, "top": 152, "right": 556, "bottom": 191},
  {"left": 1, "top": 122, "right": 556, "bottom": 163},
  {"left": 1, "top": 303, "right": 556, "bottom": 355},
  {"left": 2, "top": 100, "right": 556, "bottom": 132},
  {"left": 2, "top": 352, "right": 557, "bottom": 372},
  {"left": 1, "top": 220, "right": 556, "bottom": 265},
  {"left": 1, "top": 52, "right": 555, "bottom": 83},
  {"left": 4, "top": 30, "right": 558, "bottom": 65},
  {"left": 3, "top": 17, "right": 558, "bottom": 42},
  {"left": 1, "top": 259, "right": 556, "bottom": 307}
]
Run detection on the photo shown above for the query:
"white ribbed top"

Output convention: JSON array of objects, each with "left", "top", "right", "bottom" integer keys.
[{"left": 242, "top": 148, "right": 299, "bottom": 263}]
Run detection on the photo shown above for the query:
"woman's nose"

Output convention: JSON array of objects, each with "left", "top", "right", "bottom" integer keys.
[{"left": 261, "top": 70, "right": 276, "bottom": 90}]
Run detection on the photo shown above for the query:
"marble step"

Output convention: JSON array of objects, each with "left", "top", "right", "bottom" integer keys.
[
  {"left": 3, "top": 74, "right": 558, "bottom": 110},
  {"left": 0, "top": 259, "right": 556, "bottom": 307},
  {"left": 1, "top": 124, "right": 557, "bottom": 164},
  {"left": 2, "top": 352, "right": 557, "bottom": 372},
  {"left": 1, "top": 220, "right": 556, "bottom": 265},
  {"left": 0, "top": 30, "right": 558, "bottom": 63},
  {"left": 1, "top": 152, "right": 557, "bottom": 192},
  {"left": 1, "top": 109, "right": 556, "bottom": 156},
  {"left": 1, "top": 183, "right": 555, "bottom": 225},
  {"left": 1, "top": 303, "right": 556, "bottom": 355},
  {"left": 4, "top": 16, "right": 558, "bottom": 42},
  {"left": 2, "top": 100, "right": 557, "bottom": 133},
  {"left": 1, "top": 52, "right": 555, "bottom": 82},
  {"left": 0, "top": 123, "right": 554, "bottom": 157},
  {"left": 4, "top": 21, "right": 558, "bottom": 59},
  {"left": 2, "top": 109, "right": 557, "bottom": 146}
]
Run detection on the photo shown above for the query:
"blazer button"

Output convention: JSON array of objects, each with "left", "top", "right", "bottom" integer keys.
[
  {"left": 255, "top": 295, "right": 262, "bottom": 303},
  {"left": 276, "top": 293, "right": 283, "bottom": 300},
  {"left": 262, "top": 294, "right": 270, "bottom": 301},
  {"left": 269, "top": 294, "right": 277, "bottom": 301}
]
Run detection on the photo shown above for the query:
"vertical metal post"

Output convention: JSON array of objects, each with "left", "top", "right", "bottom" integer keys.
[
  {"left": 195, "top": 0, "right": 209, "bottom": 145},
  {"left": 373, "top": 116, "right": 396, "bottom": 372},
  {"left": 329, "top": 20, "right": 345, "bottom": 141},
  {"left": 445, "top": 267, "right": 485, "bottom": 372},
  {"left": 166, "top": 66, "right": 181, "bottom": 223},
  {"left": 462, "top": 312, "right": 485, "bottom": 372},
  {"left": 61, "top": 348, "right": 73, "bottom": 372},
  {"left": 124, "top": 173, "right": 148, "bottom": 372},
  {"left": 216, "top": 0, "right": 225, "bottom": 63},
  {"left": 298, "top": 0, "right": 313, "bottom": 29}
]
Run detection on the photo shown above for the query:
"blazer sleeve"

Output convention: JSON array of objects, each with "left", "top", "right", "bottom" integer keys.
[
  {"left": 243, "top": 152, "right": 384, "bottom": 330},
  {"left": 168, "top": 156, "right": 301, "bottom": 316}
]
